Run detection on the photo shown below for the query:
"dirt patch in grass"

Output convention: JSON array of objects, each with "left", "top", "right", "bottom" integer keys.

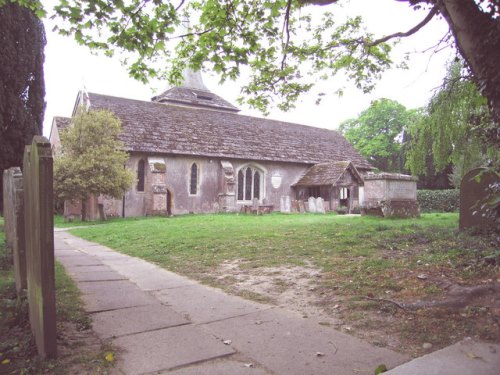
[{"left": 212, "top": 249, "right": 500, "bottom": 358}]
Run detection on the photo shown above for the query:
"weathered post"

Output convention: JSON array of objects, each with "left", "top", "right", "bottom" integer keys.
[{"left": 23, "top": 136, "right": 57, "bottom": 358}]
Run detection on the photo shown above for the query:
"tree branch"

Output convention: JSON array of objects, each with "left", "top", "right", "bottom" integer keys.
[
  {"left": 281, "top": 0, "right": 293, "bottom": 69},
  {"left": 368, "top": 6, "right": 438, "bottom": 46}
]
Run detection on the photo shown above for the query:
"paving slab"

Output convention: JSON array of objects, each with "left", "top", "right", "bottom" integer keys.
[
  {"left": 91, "top": 303, "right": 189, "bottom": 339},
  {"left": 164, "top": 357, "right": 272, "bottom": 375},
  {"left": 78, "top": 280, "right": 158, "bottom": 313},
  {"left": 66, "top": 264, "right": 112, "bottom": 273},
  {"left": 57, "top": 255, "right": 103, "bottom": 267},
  {"left": 205, "top": 308, "right": 408, "bottom": 375},
  {"left": 113, "top": 325, "right": 235, "bottom": 375},
  {"left": 153, "top": 284, "right": 269, "bottom": 324},
  {"left": 103, "top": 260, "right": 197, "bottom": 291},
  {"left": 386, "top": 339, "right": 500, "bottom": 375},
  {"left": 72, "top": 270, "right": 128, "bottom": 282}
]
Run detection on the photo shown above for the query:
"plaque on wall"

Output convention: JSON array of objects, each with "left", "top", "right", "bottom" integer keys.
[{"left": 271, "top": 174, "right": 282, "bottom": 189}]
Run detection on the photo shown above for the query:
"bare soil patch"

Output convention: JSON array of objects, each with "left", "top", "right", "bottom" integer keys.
[{"left": 212, "top": 258, "right": 500, "bottom": 358}]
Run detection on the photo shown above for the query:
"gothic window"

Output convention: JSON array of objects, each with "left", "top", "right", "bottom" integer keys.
[
  {"left": 253, "top": 171, "right": 260, "bottom": 200},
  {"left": 237, "top": 170, "right": 244, "bottom": 200},
  {"left": 237, "top": 166, "right": 264, "bottom": 201},
  {"left": 189, "top": 163, "right": 198, "bottom": 195},
  {"left": 137, "top": 159, "right": 145, "bottom": 192}
]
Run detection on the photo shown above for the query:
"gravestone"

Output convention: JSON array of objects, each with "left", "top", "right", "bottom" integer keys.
[
  {"left": 316, "top": 197, "right": 326, "bottom": 214},
  {"left": 280, "top": 195, "right": 291, "bottom": 213},
  {"left": 459, "top": 168, "right": 499, "bottom": 230},
  {"left": 23, "top": 137, "right": 57, "bottom": 359},
  {"left": 2, "top": 168, "right": 27, "bottom": 295},
  {"left": 291, "top": 200, "right": 299, "bottom": 213},
  {"left": 308, "top": 197, "right": 317, "bottom": 213}
]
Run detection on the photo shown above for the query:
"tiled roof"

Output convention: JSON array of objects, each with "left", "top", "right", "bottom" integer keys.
[
  {"left": 82, "top": 92, "right": 373, "bottom": 168},
  {"left": 293, "top": 161, "right": 364, "bottom": 186},
  {"left": 151, "top": 87, "right": 240, "bottom": 112}
]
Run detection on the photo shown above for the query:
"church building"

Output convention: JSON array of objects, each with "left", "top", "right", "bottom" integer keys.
[{"left": 49, "top": 71, "right": 373, "bottom": 218}]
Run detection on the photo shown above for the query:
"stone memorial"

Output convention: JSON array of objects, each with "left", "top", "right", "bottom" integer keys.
[
  {"left": 459, "top": 167, "right": 499, "bottom": 230},
  {"left": 308, "top": 197, "right": 317, "bottom": 213},
  {"left": 316, "top": 197, "right": 326, "bottom": 214}
]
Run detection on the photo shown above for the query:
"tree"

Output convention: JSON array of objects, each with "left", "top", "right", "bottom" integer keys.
[
  {"left": 339, "top": 98, "right": 413, "bottom": 173},
  {"left": 33, "top": 0, "right": 498, "bottom": 125},
  {"left": 406, "top": 59, "right": 499, "bottom": 185},
  {"left": 3, "top": 1, "right": 499, "bottom": 124},
  {"left": 53, "top": 109, "right": 134, "bottom": 220},
  {"left": 0, "top": 2, "right": 45, "bottom": 213}
]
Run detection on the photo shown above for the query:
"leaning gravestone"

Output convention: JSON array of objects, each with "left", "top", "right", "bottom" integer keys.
[
  {"left": 23, "top": 136, "right": 57, "bottom": 358},
  {"left": 459, "top": 167, "right": 499, "bottom": 230}
]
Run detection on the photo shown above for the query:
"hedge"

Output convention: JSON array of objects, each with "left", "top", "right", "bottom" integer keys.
[{"left": 417, "top": 189, "right": 460, "bottom": 213}]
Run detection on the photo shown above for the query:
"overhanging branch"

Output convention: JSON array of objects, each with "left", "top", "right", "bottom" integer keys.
[{"left": 368, "top": 6, "right": 438, "bottom": 46}]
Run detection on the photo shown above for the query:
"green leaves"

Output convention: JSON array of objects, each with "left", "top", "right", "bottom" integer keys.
[
  {"left": 339, "top": 98, "right": 412, "bottom": 173},
  {"left": 54, "top": 109, "right": 134, "bottom": 202},
  {"left": 405, "top": 59, "right": 498, "bottom": 182},
  {"left": 46, "top": 0, "right": 394, "bottom": 112}
]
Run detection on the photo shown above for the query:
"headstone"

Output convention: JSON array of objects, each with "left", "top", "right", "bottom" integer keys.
[
  {"left": 459, "top": 168, "right": 499, "bottom": 230},
  {"left": 308, "top": 197, "right": 317, "bottom": 213},
  {"left": 23, "top": 136, "right": 57, "bottom": 359},
  {"left": 280, "top": 195, "right": 291, "bottom": 213},
  {"left": 291, "top": 200, "right": 299, "bottom": 213},
  {"left": 2, "top": 167, "right": 27, "bottom": 295},
  {"left": 316, "top": 197, "right": 325, "bottom": 214}
]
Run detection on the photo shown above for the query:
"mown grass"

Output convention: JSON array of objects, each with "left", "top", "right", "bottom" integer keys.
[
  {"left": 68, "top": 212, "right": 497, "bottom": 292},
  {"left": 0, "top": 216, "right": 113, "bottom": 374}
]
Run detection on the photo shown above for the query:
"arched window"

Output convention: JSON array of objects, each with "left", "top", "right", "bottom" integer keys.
[
  {"left": 137, "top": 159, "right": 145, "bottom": 192},
  {"left": 190, "top": 163, "right": 198, "bottom": 195},
  {"left": 237, "top": 166, "right": 264, "bottom": 202}
]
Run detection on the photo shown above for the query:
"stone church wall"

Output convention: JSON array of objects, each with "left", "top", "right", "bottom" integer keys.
[{"left": 102, "top": 155, "right": 310, "bottom": 217}]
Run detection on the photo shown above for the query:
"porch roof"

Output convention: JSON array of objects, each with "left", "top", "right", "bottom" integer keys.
[{"left": 292, "top": 161, "right": 363, "bottom": 187}]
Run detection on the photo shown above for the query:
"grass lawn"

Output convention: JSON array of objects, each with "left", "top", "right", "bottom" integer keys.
[
  {"left": 67, "top": 212, "right": 499, "bottom": 355},
  {"left": 0, "top": 216, "right": 114, "bottom": 374}
]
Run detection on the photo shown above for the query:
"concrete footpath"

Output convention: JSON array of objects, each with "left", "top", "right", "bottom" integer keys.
[{"left": 54, "top": 230, "right": 499, "bottom": 375}]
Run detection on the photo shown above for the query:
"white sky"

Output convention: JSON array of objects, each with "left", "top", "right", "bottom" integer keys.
[{"left": 42, "top": 0, "right": 454, "bottom": 137}]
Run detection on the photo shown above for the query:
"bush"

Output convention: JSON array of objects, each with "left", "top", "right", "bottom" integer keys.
[{"left": 417, "top": 189, "right": 459, "bottom": 213}]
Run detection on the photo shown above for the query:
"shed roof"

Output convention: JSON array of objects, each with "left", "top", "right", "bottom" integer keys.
[
  {"left": 293, "top": 161, "right": 364, "bottom": 186},
  {"left": 67, "top": 92, "right": 372, "bottom": 168}
]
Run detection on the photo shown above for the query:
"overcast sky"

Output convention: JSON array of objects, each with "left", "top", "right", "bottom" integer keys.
[{"left": 42, "top": 0, "right": 454, "bottom": 137}]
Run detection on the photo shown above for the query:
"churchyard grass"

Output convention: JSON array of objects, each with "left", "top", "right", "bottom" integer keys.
[
  {"left": 67, "top": 212, "right": 499, "bottom": 355},
  {"left": 0, "top": 216, "right": 114, "bottom": 373},
  {"left": 67, "top": 213, "right": 497, "bottom": 293}
]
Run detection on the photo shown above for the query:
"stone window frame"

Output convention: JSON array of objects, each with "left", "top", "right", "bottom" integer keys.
[
  {"left": 188, "top": 162, "right": 200, "bottom": 196},
  {"left": 236, "top": 164, "right": 265, "bottom": 203},
  {"left": 137, "top": 158, "right": 146, "bottom": 193}
]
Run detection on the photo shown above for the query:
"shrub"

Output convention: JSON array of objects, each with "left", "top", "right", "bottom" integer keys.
[{"left": 417, "top": 189, "right": 459, "bottom": 213}]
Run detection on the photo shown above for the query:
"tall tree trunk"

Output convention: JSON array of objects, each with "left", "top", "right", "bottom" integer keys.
[{"left": 436, "top": 0, "right": 500, "bottom": 124}]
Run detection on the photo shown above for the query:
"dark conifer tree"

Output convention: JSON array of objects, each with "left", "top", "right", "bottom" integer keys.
[{"left": 0, "top": 3, "right": 46, "bottom": 212}]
